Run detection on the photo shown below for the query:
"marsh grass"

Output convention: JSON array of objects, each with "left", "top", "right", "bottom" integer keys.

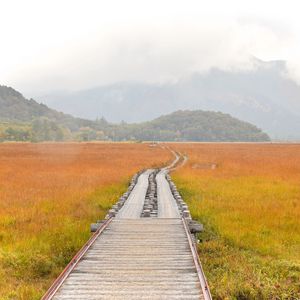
[
  {"left": 0, "top": 182, "right": 127, "bottom": 300},
  {"left": 0, "top": 143, "right": 170, "bottom": 299},
  {"left": 172, "top": 143, "right": 300, "bottom": 299}
]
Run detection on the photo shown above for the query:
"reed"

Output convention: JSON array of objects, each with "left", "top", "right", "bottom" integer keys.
[
  {"left": 0, "top": 142, "right": 170, "bottom": 299},
  {"left": 172, "top": 143, "right": 300, "bottom": 299}
]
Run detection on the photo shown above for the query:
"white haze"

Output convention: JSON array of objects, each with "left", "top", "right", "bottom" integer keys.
[{"left": 1, "top": 0, "right": 300, "bottom": 96}]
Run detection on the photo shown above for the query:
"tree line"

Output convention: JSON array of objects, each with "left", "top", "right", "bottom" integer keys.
[{"left": 0, "top": 110, "right": 270, "bottom": 142}]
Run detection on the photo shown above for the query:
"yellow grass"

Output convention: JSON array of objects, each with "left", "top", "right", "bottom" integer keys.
[
  {"left": 1, "top": 142, "right": 299, "bottom": 299},
  {"left": 0, "top": 142, "right": 171, "bottom": 300},
  {"left": 171, "top": 143, "right": 300, "bottom": 299}
]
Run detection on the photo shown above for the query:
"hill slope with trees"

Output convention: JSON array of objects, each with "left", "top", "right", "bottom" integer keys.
[
  {"left": 117, "top": 110, "right": 270, "bottom": 142},
  {"left": 41, "top": 58, "right": 300, "bottom": 139},
  {"left": 0, "top": 85, "right": 270, "bottom": 142}
]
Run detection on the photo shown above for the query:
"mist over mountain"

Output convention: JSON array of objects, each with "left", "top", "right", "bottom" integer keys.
[
  {"left": 0, "top": 85, "right": 269, "bottom": 142},
  {"left": 40, "top": 59, "right": 300, "bottom": 140}
]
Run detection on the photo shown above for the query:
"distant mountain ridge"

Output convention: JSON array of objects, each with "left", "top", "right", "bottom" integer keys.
[
  {"left": 0, "top": 85, "right": 94, "bottom": 126},
  {"left": 115, "top": 110, "right": 270, "bottom": 142},
  {"left": 0, "top": 85, "right": 270, "bottom": 142},
  {"left": 0, "top": 85, "right": 60, "bottom": 122},
  {"left": 40, "top": 58, "right": 300, "bottom": 139}
]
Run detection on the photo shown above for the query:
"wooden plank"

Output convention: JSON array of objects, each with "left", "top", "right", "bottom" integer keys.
[{"left": 52, "top": 219, "right": 205, "bottom": 300}]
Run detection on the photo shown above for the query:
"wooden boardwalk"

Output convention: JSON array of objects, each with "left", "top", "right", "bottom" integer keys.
[
  {"left": 157, "top": 170, "right": 181, "bottom": 218},
  {"left": 52, "top": 219, "right": 206, "bottom": 300},
  {"left": 43, "top": 151, "right": 211, "bottom": 300},
  {"left": 116, "top": 170, "right": 153, "bottom": 219}
]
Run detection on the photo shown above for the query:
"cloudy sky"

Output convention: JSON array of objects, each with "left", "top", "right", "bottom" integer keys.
[{"left": 1, "top": 0, "right": 300, "bottom": 96}]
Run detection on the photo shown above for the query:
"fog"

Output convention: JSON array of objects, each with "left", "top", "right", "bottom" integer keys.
[{"left": 1, "top": 0, "right": 300, "bottom": 96}]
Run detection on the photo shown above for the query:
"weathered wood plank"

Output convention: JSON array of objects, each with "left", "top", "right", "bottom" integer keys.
[{"left": 52, "top": 219, "right": 204, "bottom": 300}]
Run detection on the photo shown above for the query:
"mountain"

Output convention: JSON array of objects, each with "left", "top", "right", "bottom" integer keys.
[
  {"left": 110, "top": 110, "right": 270, "bottom": 142},
  {"left": 0, "top": 85, "right": 96, "bottom": 142},
  {"left": 0, "top": 85, "right": 270, "bottom": 142},
  {"left": 0, "top": 85, "right": 94, "bottom": 128},
  {"left": 40, "top": 58, "right": 300, "bottom": 139},
  {"left": 0, "top": 85, "right": 62, "bottom": 122}
]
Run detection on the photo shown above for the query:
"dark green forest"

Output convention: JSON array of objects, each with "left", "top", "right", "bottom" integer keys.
[{"left": 0, "top": 85, "right": 270, "bottom": 142}]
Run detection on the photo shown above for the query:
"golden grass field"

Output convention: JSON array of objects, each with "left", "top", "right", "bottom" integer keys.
[
  {"left": 171, "top": 143, "right": 300, "bottom": 299},
  {"left": 1, "top": 142, "right": 299, "bottom": 299},
  {"left": 0, "top": 143, "right": 171, "bottom": 300}
]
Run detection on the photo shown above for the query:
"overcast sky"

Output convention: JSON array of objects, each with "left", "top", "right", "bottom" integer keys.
[{"left": 1, "top": 0, "right": 300, "bottom": 96}]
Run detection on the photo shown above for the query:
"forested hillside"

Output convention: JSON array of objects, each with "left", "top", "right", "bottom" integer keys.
[
  {"left": 0, "top": 85, "right": 270, "bottom": 142},
  {"left": 0, "top": 85, "right": 94, "bottom": 141},
  {"left": 0, "top": 85, "right": 71, "bottom": 122},
  {"left": 113, "top": 110, "right": 270, "bottom": 142},
  {"left": 42, "top": 59, "right": 300, "bottom": 139}
]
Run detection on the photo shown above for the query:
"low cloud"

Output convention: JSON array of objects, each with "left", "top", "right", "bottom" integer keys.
[{"left": 1, "top": 0, "right": 299, "bottom": 95}]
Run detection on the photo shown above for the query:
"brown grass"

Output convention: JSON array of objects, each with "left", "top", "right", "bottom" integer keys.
[
  {"left": 171, "top": 143, "right": 300, "bottom": 299},
  {"left": 0, "top": 142, "right": 171, "bottom": 300},
  {"left": 2, "top": 142, "right": 299, "bottom": 299}
]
